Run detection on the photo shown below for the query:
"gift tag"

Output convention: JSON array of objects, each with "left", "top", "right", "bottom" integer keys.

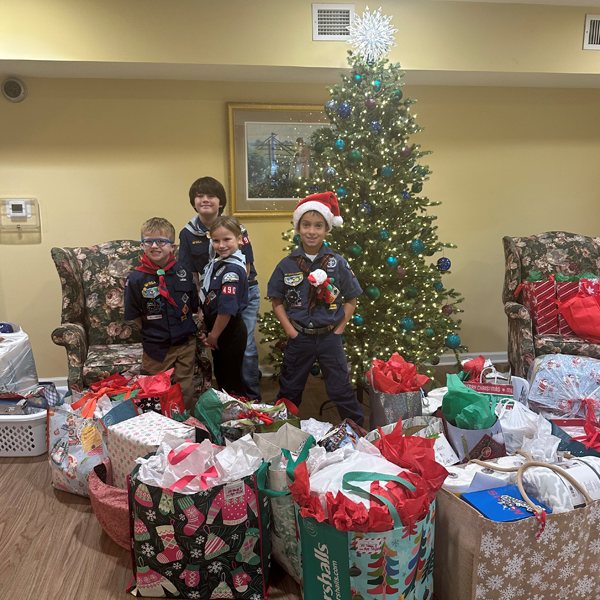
[{"left": 430, "top": 432, "right": 460, "bottom": 467}]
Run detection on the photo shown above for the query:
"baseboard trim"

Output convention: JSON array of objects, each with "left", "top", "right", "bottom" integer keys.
[{"left": 39, "top": 376, "right": 68, "bottom": 387}]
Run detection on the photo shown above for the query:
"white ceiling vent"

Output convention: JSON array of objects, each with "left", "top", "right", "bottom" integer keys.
[
  {"left": 312, "top": 4, "right": 354, "bottom": 41},
  {"left": 583, "top": 14, "right": 600, "bottom": 50}
]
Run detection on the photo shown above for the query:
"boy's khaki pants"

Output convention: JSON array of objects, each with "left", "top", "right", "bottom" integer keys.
[{"left": 141, "top": 335, "right": 196, "bottom": 411}]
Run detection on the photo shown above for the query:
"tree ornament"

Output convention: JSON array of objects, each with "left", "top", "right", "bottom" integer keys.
[
  {"left": 385, "top": 256, "right": 398, "bottom": 268},
  {"left": 325, "top": 99, "right": 337, "bottom": 113},
  {"left": 349, "top": 243, "right": 362, "bottom": 258},
  {"left": 360, "top": 202, "right": 372, "bottom": 215},
  {"left": 366, "top": 285, "right": 381, "bottom": 301},
  {"left": 412, "top": 182, "right": 423, "bottom": 193},
  {"left": 407, "top": 286, "right": 418, "bottom": 298},
  {"left": 445, "top": 334, "right": 461, "bottom": 349},
  {"left": 315, "top": 142, "right": 325, "bottom": 154},
  {"left": 348, "top": 149, "right": 362, "bottom": 164},
  {"left": 437, "top": 257, "right": 451, "bottom": 272},
  {"left": 373, "top": 80, "right": 382, "bottom": 92},
  {"left": 431, "top": 356, "right": 441, "bottom": 365},
  {"left": 370, "top": 120, "right": 381, "bottom": 133},
  {"left": 341, "top": 334, "right": 346, "bottom": 343},
  {"left": 401, "top": 191, "right": 410, "bottom": 199},
  {"left": 352, "top": 315, "right": 364, "bottom": 326},
  {"left": 334, "top": 138, "right": 345, "bottom": 151},
  {"left": 442, "top": 304, "right": 454, "bottom": 316},
  {"left": 410, "top": 239, "right": 424, "bottom": 254},
  {"left": 293, "top": 234, "right": 300, "bottom": 245},
  {"left": 400, "top": 145, "right": 412, "bottom": 158},
  {"left": 350, "top": 562, "right": 362, "bottom": 578},
  {"left": 425, "top": 328, "right": 435, "bottom": 337},
  {"left": 401, "top": 317, "right": 414, "bottom": 331},
  {"left": 310, "top": 363, "right": 321, "bottom": 376},
  {"left": 324, "top": 166, "right": 337, "bottom": 180},
  {"left": 353, "top": 74, "right": 362, "bottom": 84},
  {"left": 396, "top": 267, "right": 407, "bottom": 279},
  {"left": 337, "top": 102, "right": 352, "bottom": 119},
  {"left": 365, "top": 98, "right": 377, "bottom": 112},
  {"left": 393, "top": 89, "right": 404, "bottom": 101},
  {"left": 337, "top": 187, "right": 347, "bottom": 198},
  {"left": 381, "top": 165, "right": 393, "bottom": 177},
  {"left": 433, "top": 281, "right": 443, "bottom": 291},
  {"left": 379, "top": 229, "right": 390, "bottom": 240},
  {"left": 347, "top": 6, "right": 398, "bottom": 63}
]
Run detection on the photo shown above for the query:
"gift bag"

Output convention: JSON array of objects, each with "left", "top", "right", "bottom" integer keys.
[
  {"left": 555, "top": 292, "right": 600, "bottom": 343},
  {"left": 135, "top": 370, "right": 186, "bottom": 419},
  {"left": 517, "top": 274, "right": 558, "bottom": 335},
  {"left": 298, "top": 471, "right": 436, "bottom": 600},
  {"left": 127, "top": 463, "right": 271, "bottom": 599}
]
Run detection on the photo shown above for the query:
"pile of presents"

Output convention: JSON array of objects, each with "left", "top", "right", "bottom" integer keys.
[{"left": 39, "top": 352, "right": 600, "bottom": 600}]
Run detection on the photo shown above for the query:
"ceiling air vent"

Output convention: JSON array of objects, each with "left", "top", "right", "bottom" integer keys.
[
  {"left": 583, "top": 14, "right": 600, "bottom": 50},
  {"left": 312, "top": 3, "right": 354, "bottom": 41}
]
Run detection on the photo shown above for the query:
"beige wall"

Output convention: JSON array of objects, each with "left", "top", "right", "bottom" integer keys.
[{"left": 2, "top": 77, "right": 600, "bottom": 377}]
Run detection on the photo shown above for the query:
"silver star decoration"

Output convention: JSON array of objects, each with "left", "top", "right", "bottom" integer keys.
[{"left": 347, "top": 6, "right": 398, "bottom": 63}]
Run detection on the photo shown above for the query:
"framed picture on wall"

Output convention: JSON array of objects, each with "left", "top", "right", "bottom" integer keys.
[{"left": 228, "top": 103, "right": 332, "bottom": 218}]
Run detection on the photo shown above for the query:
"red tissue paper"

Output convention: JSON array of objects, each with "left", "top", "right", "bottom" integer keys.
[{"left": 367, "top": 353, "right": 429, "bottom": 394}]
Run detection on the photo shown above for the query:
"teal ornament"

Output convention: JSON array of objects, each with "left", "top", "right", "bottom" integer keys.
[
  {"left": 293, "top": 234, "right": 300, "bottom": 245},
  {"left": 315, "top": 142, "right": 325, "bottom": 154},
  {"left": 379, "top": 229, "right": 390, "bottom": 240},
  {"left": 446, "top": 334, "right": 461, "bottom": 349},
  {"left": 433, "top": 281, "right": 443, "bottom": 291},
  {"left": 407, "top": 286, "right": 418, "bottom": 298},
  {"left": 425, "top": 328, "right": 435, "bottom": 337},
  {"left": 353, "top": 74, "right": 362, "bottom": 84},
  {"left": 393, "top": 89, "right": 403, "bottom": 101},
  {"left": 373, "top": 80, "right": 381, "bottom": 91},
  {"left": 348, "top": 149, "right": 362, "bottom": 164},
  {"left": 386, "top": 256, "right": 398, "bottom": 268},
  {"left": 349, "top": 244, "right": 362, "bottom": 258},
  {"left": 323, "top": 241, "right": 329, "bottom": 246},
  {"left": 412, "top": 182, "right": 423, "bottom": 193},
  {"left": 352, "top": 315, "right": 364, "bottom": 326},
  {"left": 410, "top": 240, "right": 425, "bottom": 254},
  {"left": 381, "top": 165, "right": 393, "bottom": 178},
  {"left": 310, "top": 363, "right": 321, "bottom": 376},
  {"left": 337, "top": 187, "right": 347, "bottom": 198},
  {"left": 366, "top": 286, "right": 380, "bottom": 301},
  {"left": 401, "top": 317, "right": 414, "bottom": 331},
  {"left": 334, "top": 139, "right": 345, "bottom": 151}
]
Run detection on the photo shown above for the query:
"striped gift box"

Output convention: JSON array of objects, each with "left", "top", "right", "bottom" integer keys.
[
  {"left": 521, "top": 280, "right": 559, "bottom": 335},
  {"left": 556, "top": 281, "right": 579, "bottom": 336}
]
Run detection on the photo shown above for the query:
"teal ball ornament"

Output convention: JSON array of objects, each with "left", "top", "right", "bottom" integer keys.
[
  {"left": 366, "top": 286, "right": 381, "bottom": 301},
  {"left": 381, "top": 165, "right": 393, "bottom": 178},
  {"left": 445, "top": 334, "right": 461, "bottom": 349},
  {"left": 433, "top": 281, "right": 443, "bottom": 291},
  {"left": 373, "top": 80, "right": 381, "bottom": 91},
  {"left": 401, "top": 317, "right": 414, "bottom": 331},
  {"left": 386, "top": 256, "right": 398, "bottom": 268},
  {"left": 310, "top": 363, "right": 321, "bottom": 376},
  {"left": 393, "top": 89, "right": 404, "bottom": 101},
  {"left": 348, "top": 149, "right": 362, "bottom": 164},
  {"left": 407, "top": 286, "right": 418, "bottom": 298},
  {"left": 349, "top": 243, "right": 362, "bottom": 258},
  {"left": 353, "top": 315, "right": 363, "bottom": 326},
  {"left": 412, "top": 182, "right": 423, "bottom": 193},
  {"left": 410, "top": 240, "right": 425, "bottom": 255},
  {"left": 334, "top": 139, "right": 345, "bottom": 151},
  {"left": 379, "top": 229, "right": 390, "bottom": 240},
  {"left": 425, "top": 328, "right": 435, "bottom": 337},
  {"left": 353, "top": 74, "right": 362, "bottom": 84},
  {"left": 293, "top": 234, "right": 300, "bottom": 245},
  {"left": 337, "top": 187, "right": 347, "bottom": 198},
  {"left": 315, "top": 142, "right": 325, "bottom": 155}
]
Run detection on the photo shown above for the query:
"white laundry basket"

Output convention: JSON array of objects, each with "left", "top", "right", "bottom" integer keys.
[{"left": 0, "top": 408, "right": 47, "bottom": 457}]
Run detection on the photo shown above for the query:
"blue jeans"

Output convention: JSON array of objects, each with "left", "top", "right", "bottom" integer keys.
[{"left": 240, "top": 283, "right": 261, "bottom": 399}]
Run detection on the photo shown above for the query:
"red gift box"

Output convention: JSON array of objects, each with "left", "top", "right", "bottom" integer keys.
[
  {"left": 521, "top": 280, "right": 559, "bottom": 335},
  {"left": 556, "top": 282, "right": 579, "bottom": 336},
  {"left": 579, "top": 278, "right": 600, "bottom": 296}
]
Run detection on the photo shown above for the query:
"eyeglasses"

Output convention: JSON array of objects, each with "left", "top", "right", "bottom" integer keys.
[{"left": 141, "top": 238, "right": 173, "bottom": 248}]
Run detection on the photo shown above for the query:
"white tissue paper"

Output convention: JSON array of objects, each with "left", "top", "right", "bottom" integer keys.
[
  {"left": 215, "top": 434, "right": 264, "bottom": 484},
  {"left": 301, "top": 418, "right": 333, "bottom": 441},
  {"left": 93, "top": 394, "right": 113, "bottom": 419}
]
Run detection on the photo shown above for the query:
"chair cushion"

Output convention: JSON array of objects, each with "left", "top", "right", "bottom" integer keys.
[
  {"left": 83, "top": 343, "right": 143, "bottom": 387},
  {"left": 534, "top": 334, "right": 600, "bottom": 361}
]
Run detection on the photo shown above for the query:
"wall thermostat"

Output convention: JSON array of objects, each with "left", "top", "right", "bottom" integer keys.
[
  {"left": 2, "top": 78, "right": 27, "bottom": 103},
  {"left": 0, "top": 198, "right": 40, "bottom": 230}
]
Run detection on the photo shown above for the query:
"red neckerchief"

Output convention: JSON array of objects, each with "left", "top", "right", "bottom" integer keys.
[
  {"left": 136, "top": 253, "right": 178, "bottom": 306},
  {"left": 294, "top": 252, "right": 332, "bottom": 309}
]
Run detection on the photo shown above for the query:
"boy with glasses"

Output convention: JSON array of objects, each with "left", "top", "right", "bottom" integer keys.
[{"left": 124, "top": 217, "right": 199, "bottom": 409}]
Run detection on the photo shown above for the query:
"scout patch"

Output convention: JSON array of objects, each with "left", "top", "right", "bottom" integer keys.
[
  {"left": 222, "top": 272, "right": 239, "bottom": 283},
  {"left": 182, "top": 304, "right": 189, "bottom": 315},
  {"left": 214, "top": 265, "right": 226, "bottom": 279},
  {"left": 146, "top": 298, "right": 163, "bottom": 314},
  {"left": 285, "top": 288, "right": 302, "bottom": 308},
  {"left": 176, "top": 268, "right": 187, "bottom": 278},
  {"left": 205, "top": 290, "right": 216, "bottom": 305},
  {"left": 345, "top": 260, "right": 356, "bottom": 278},
  {"left": 147, "top": 314, "right": 162, "bottom": 320},
  {"left": 181, "top": 293, "right": 189, "bottom": 304},
  {"left": 329, "top": 303, "right": 338, "bottom": 310},
  {"left": 142, "top": 286, "right": 160, "bottom": 298},
  {"left": 222, "top": 285, "right": 236, "bottom": 295},
  {"left": 284, "top": 272, "right": 303, "bottom": 286},
  {"left": 329, "top": 284, "right": 340, "bottom": 302},
  {"left": 327, "top": 257, "right": 337, "bottom": 269},
  {"left": 240, "top": 234, "right": 251, "bottom": 246}
]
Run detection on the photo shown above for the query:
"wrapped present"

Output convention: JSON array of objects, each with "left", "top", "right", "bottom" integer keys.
[
  {"left": 107, "top": 411, "right": 194, "bottom": 489},
  {"left": 518, "top": 273, "right": 558, "bottom": 335},
  {"left": 555, "top": 280, "right": 579, "bottom": 335}
]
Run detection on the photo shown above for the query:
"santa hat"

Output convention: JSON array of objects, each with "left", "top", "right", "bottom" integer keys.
[{"left": 293, "top": 192, "right": 343, "bottom": 231}]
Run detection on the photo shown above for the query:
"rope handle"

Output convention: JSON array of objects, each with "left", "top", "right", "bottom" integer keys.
[{"left": 469, "top": 450, "right": 532, "bottom": 472}]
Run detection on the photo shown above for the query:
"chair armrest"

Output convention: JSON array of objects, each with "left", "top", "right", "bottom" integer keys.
[
  {"left": 504, "top": 301, "right": 535, "bottom": 378},
  {"left": 51, "top": 323, "right": 88, "bottom": 391}
]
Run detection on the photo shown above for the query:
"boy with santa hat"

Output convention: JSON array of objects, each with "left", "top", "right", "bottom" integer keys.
[{"left": 267, "top": 192, "right": 364, "bottom": 425}]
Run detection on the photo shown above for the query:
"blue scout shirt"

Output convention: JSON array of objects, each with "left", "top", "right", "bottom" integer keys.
[
  {"left": 267, "top": 245, "right": 363, "bottom": 328},
  {"left": 179, "top": 216, "right": 258, "bottom": 286},
  {"left": 124, "top": 261, "right": 198, "bottom": 362},
  {"left": 201, "top": 261, "right": 249, "bottom": 322}
]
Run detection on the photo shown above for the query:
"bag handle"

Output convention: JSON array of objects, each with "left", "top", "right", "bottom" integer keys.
[
  {"left": 342, "top": 471, "right": 417, "bottom": 528},
  {"left": 167, "top": 440, "right": 200, "bottom": 465},
  {"left": 469, "top": 449, "right": 532, "bottom": 473},
  {"left": 168, "top": 465, "right": 218, "bottom": 491}
]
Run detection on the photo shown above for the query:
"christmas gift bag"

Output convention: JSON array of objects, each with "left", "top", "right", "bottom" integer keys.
[
  {"left": 107, "top": 411, "right": 194, "bottom": 489},
  {"left": 555, "top": 277, "right": 580, "bottom": 335},
  {"left": 517, "top": 272, "right": 558, "bottom": 335},
  {"left": 127, "top": 462, "right": 271, "bottom": 599},
  {"left": 135, "top": 370, "right": 186, "bottom": 419}
]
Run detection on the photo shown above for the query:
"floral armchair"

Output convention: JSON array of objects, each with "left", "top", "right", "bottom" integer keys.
[
  {"left": 503, "top": 231, "right": 600, "bottom": 378},
  {"left": 51, "top": 241, "right": 211, "bottom": 392}
]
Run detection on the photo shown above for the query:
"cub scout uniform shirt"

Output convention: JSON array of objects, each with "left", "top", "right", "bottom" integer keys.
[
  {"left": 124, "top": 261, "right": 198, "bottom": 362},
  {"left": 267, "top": 245, "right": 362, "bottom": 328},
  {"left": 201, "top": 262, "right": 249, "bottom": 322}
]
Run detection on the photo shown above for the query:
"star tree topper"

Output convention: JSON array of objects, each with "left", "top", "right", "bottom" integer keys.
[{"left": 347, "top": 6, "right": 398, "bottom": 63}]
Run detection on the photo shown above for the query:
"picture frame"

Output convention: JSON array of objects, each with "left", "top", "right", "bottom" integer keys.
[{"left": 227, "top": 103, "right": 332, "bottom": 218}]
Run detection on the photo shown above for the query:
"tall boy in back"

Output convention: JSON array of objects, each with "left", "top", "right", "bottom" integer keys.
[
  {"left": 267, "top": 192, "right": 365, "bottom": 426},
  {"left": 124, "top": 217, "right": 199, "bottom": 409},
  {"left": 179, "top": 177, "right": 262, "bottom": 399}
]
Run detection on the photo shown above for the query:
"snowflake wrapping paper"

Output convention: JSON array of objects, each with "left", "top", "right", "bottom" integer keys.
[
  {"left": 107, "top": 411, "right": 194, "bottom": 489},
  {"left": 434, "top": 488, "right": 600, "bottom": 600}
]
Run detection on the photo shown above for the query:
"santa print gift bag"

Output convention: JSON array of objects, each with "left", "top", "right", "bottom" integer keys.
[{"left": 127, "top": 462, "right": 271, "bottom": 599}]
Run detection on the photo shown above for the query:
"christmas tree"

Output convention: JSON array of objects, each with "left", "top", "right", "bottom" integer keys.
[
  {"left": 260, "top": 7, "right": 464, "bottom": 385},
  {"left": 366, "top": 539, "right": 400, "bottom": 597}
]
